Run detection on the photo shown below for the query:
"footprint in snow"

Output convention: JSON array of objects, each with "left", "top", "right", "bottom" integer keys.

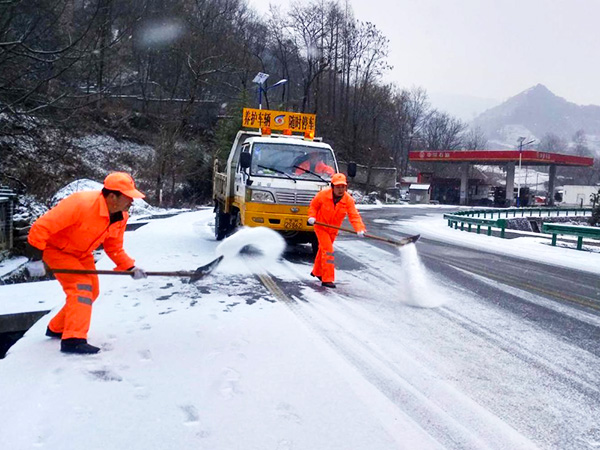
[
  {"left": 132, "top": 382, "right": 149, "bottom": 400},
  {"left": 87, "top": 368, "right": 123, "bottom": 382},
  {"left": 100, "top": 342, "right": 114, "bottom": 351},
  {"left": 138, "top": 349, "right": 152, "bottom": 361},
  {"left": 277, "top": 439, "right": 293, "bottom": 450},
  {"left": 179, "top": 404, "right": 200, "bottom": 425},
  {"left": 219, "top": 367, "right": 241, "bottom": 399},
  {"left": 276, "top": 402, "right": 302, "bottom": 424}
]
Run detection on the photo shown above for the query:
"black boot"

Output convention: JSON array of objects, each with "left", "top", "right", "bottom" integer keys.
[
  {"left": 310, "top": 272, "right": 322, "bottom": 281},
  {"left": 45, "top": 327, "right": 62, "bottom": 339},
  {"left": 321, "top": 281, "right": 336, "bottom": 288},
  {"left": 61, "top": 338, "right": 100, "bottom": 354}
]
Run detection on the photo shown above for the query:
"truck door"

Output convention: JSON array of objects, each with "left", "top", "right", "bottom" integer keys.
[{"left": 234, "top": 143, "right": 250, "bottom": 201}]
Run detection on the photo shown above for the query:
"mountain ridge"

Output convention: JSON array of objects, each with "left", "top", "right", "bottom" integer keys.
[{"left": 472, "top": 84, "right": 600, "bottom": 151}]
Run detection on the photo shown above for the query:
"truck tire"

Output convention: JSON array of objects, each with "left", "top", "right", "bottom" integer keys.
[{"left": 214, "top": 206, "right": 231, "bottom": 241}]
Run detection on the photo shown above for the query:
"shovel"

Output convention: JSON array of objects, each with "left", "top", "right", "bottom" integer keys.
[
  {"left": 49, "top": 256, "right": 223, "bottom": 283},
  {"left": 314, "top": 221, "right": 420, "bottom": 247}
]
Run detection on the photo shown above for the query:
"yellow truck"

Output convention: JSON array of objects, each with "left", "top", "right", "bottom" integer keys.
[{"left": 213, "top": 109, "right": 354, "bottom": 252}]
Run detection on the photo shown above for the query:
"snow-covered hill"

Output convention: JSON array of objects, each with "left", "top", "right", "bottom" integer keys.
[{"left": 472, "top": 84, "right": 600, "bottom": 153}]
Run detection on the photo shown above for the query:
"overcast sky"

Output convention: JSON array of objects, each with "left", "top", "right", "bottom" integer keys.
[{"left": 248, "top": 0, "right": 600, "bottom": 107}]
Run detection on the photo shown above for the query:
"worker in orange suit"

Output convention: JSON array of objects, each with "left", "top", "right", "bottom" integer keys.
[
  {"left": 294, "top": 151, "right": 335, "bottom": 176},
  {"left": 26, "top": 172, "right": 147, "bottom": 354},
  {"left": 307, "top": 173, "right": 366, "bottom": 288}
]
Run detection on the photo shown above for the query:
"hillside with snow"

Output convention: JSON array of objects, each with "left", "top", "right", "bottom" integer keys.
[{"left": 471, "top": 84, "right": 600, "bottom": 153}]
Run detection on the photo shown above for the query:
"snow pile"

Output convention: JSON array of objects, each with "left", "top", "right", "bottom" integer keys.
[
  {"left": 50, "top": 178, "right": 102, "bottom": 204},
  {"left": 51, "top": 178, "right": 157, "bottom": 217}
]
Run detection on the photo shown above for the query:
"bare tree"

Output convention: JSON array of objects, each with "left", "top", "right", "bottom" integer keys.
[
  {"left": 537, "top": 132, "right": 567, "bottom": 153},
  {"left": 423, "top": 111, "right": 466, "bottom": 151},
  {"left": 572, "top": 129, "right": 591, "bottom": 156},
  {"left": 462, "top": 126, "right": 488, "bottom": 150}
]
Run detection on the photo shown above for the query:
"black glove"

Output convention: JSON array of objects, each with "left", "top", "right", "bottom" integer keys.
[{"left": 25, "top": 242, "right": 44, "bottom": 261}]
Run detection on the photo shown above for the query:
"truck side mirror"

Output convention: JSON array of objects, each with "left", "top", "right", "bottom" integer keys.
[
  {"left": 347, "top": 162, "right": 357, "bottom": 178},
  {"left": 240, "top": 152, "right": 251, "bottom": 169}
]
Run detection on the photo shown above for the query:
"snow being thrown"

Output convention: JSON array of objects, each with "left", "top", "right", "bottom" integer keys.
[{"left": 397, "top": 244, "right": 448, "bottom": 308}]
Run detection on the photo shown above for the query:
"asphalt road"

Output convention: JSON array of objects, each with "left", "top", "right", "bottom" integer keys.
[
  {"left": 274, "top": 207, "right": 600, "bottom": 448},
  {"left": 360, "top": 207, "right": 600, "bottom": 353},
  {"left": 361, "top": 207, "right": 596, "bottom": 300}
]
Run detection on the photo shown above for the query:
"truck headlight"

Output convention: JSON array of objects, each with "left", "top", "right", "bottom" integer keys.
[{"left": 250, "top": 190, "right": 275, "bottom": 203}]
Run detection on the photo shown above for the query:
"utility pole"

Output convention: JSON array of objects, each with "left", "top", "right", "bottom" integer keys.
[{"left": 516, "top": 137, "right": 535, "bottom": 207}]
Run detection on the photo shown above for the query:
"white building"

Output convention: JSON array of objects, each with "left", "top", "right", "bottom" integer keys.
[
  {"left": 561, "top": 185, "right": 600, "bottom": 206},
  {"left": 409, "top": 183, "right": 431, "bottom": 204}
]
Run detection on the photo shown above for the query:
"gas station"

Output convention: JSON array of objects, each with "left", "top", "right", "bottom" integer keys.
[{"left": 408, "top": 150, "right": 594, "bottom": 206}]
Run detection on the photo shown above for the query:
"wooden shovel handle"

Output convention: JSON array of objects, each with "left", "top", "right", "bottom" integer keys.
[
  {"left": 50, "top": 269, "right": 196, "bottom": 277},
  {"left": 314, "top": 221, "right": 406, "bottom": 246}
]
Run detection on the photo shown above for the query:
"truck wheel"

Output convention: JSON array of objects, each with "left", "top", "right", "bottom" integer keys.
[{"left": 215, "top": 207, "right": 230, "bottom": 241}]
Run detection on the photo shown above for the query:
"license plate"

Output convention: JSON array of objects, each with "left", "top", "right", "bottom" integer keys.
[{"left": 283, "top": 218, "right": 303, "bottom": 230}]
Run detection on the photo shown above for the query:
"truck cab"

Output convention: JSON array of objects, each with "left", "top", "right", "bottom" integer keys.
[{"left": 213, "top": 129, "right": 339, "bottom": 250}]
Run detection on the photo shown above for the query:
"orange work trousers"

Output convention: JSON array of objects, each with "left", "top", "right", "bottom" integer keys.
[
  {"left": 44, "top": 249, "right": 100, "bottom": 340},
  {"left": 312, "top": 229, "right": 337, "bottom": 283}
]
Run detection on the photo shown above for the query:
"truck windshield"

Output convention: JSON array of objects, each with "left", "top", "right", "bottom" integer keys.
[{"left": 250, "top": 142, "right": 336, "bottom": 180}]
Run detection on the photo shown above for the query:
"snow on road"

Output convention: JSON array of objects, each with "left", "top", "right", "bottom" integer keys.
[
  {"left": 391, "top": 212, "right": 600, "bottom": 275},
  {"left": 1, "top": 208, "right": 599, "bottom": 449}
]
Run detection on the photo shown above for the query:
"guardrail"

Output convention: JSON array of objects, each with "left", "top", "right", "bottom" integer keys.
[
  {"left": 444, "top": 207, "right": 595, "bottom": 240},
  {"left": 450, "top": 207, "right": 593, "bottom": 219},
  {"left": 542, "top": 223, "right": 600, "bottom": 250},
  {"left": 444, "top": 214, "right": 508, "bottom": 237}
]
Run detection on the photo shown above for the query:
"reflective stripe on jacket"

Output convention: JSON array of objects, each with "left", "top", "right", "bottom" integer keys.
[
  {"left": 308, "top": 188, "right": 366, "bottom": 235},
  {"left": 28, "top": 191, "right": 134, "bottom": 270}
]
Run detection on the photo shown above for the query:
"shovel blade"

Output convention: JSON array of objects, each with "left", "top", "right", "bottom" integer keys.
[
  {"left": 398, "top": 234, "right": 420, "bottom": 246},
  {"left": 189, "top": 255, "right": 224, "bottom": 282}
]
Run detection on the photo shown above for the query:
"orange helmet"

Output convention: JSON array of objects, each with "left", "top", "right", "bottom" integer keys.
[
  {"left": 331, "top": 173, "right": 347, "bottom": 186},
  {"left": 104, "top": 172, "right": 145, "bottom": 198}
]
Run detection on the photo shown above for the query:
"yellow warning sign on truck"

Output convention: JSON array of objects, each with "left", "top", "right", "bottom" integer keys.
[{"left": 242, "top": 108, "right": 316, "bottom": 133}]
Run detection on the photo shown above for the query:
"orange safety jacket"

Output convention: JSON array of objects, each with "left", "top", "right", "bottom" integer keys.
[
  {"left": 308, "top": 188, "right": 366, "bottom": 235},
  {"left": 294, "top": 159, "right": 335, "bottom": 175},
  {"left": 28, "top": 191, "right": 134, "bottom": 270}
]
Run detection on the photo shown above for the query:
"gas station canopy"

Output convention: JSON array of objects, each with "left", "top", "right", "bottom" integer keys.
[
  {"left": 409, "top": 150, "right": 594, "bottom": 167},
  {"left": 408, "top": 150, "right": 594, "bottom": 206}
]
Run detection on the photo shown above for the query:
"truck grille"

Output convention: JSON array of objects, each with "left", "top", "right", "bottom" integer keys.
[{"left": 276, "top": 191, "right": 315, "bottom": 205}]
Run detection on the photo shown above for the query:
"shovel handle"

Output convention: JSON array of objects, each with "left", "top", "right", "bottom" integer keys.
[
  {"left": 50, "top": 269, "right": 196, "bottom": 277},
  {"left": 314, "top": 221, "right": 405, "bottom": 246},
  {"left": 48, "top": 255, "right": 223, "bottom": 281}
]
